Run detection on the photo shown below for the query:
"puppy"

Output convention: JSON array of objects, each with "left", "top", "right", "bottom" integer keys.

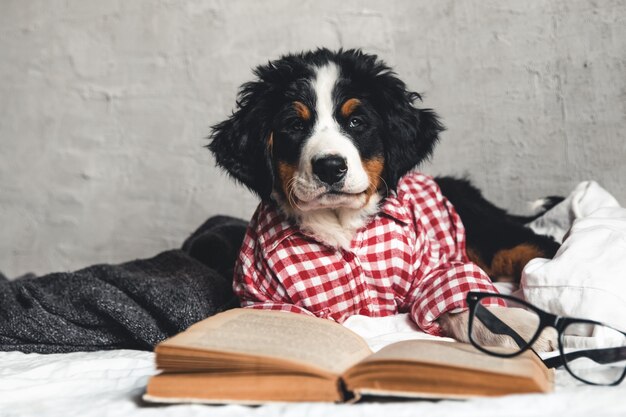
[{"left": 209, "top": 48, "right": 557, "bottom": 350}]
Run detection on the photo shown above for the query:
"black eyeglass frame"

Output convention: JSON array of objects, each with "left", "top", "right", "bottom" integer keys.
[{"left": 466, "top": 291, "right": 626, "bottom": 386}]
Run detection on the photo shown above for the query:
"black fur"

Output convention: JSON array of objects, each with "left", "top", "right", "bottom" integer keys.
[
  {"left": 208, "top": 48, "right": 443, "bottom": 200},
  {"left": 370, "top": 81, "right": 443, "bottom": 190},
  {"left": 435, "top": 176, "right": 562, "bottom": 281}
]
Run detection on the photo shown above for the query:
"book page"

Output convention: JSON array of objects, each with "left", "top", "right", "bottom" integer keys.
[
  {"left": 355, "top": 340, "right": 545, "bottom": 378},
  {"left": 161, "top": 309, "right": 372, "bottom": 375}
]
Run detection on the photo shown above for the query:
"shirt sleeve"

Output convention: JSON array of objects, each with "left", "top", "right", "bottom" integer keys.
[
  {"left": 400, "top": 175, "right": 505, "bottom": 336},
  {"left": 233, "top": 208, "right": 314, "bottom": 317}
]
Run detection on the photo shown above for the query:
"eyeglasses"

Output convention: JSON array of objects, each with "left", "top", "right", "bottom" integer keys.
[{"left": 466, "top": 291, "right": 626, "bottom": 386}]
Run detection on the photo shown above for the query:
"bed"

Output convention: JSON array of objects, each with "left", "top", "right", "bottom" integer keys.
[
  {"left": 2, "top": 330, "right": 625, "bottom": 417},
  {"left": 2, "top": 182, "right": 625, "bottom": 417}
]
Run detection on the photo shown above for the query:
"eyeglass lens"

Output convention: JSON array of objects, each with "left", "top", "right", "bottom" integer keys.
[
  {"left": 471, "top": 296, "right": 543, "bottom": 354},
  {"left": 561, "top": 321, "right": 626, "bottom": 385}
]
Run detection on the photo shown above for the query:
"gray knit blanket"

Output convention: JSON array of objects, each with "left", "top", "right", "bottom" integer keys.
[{"left": 0, "top": 216, "right": 247, "bottom": 353}]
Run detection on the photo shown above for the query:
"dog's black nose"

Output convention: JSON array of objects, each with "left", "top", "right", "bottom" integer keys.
[{"left": 312, "top": 155, "right": 348, "bottom": 186}]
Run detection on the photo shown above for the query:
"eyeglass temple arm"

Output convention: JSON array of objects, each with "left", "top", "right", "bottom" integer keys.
[
  {"left": 542, "top": 345, "right": 626, "bottom": 369},
  {"left": 475, "top": 306, "right": 528, "bottom": 350}
]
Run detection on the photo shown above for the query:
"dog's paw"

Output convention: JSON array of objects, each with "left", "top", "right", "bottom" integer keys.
[{"left": 438, "top": 308, "right": 557, "bottom": 352}]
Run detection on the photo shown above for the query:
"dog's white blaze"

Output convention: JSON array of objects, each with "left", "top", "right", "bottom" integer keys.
[
  {"left": 286, "top": 63, "right": 377, "bottom": 249},
  {"left": 311, "top": 64, "right": 338, "bottom": 134},
  {"left": 297, "top": 63, "right": 369, "bottom": 196}
]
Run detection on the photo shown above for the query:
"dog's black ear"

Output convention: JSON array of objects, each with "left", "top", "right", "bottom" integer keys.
[
  {"left": 374, "top": 72, "right": 444, "bottom": 189},
  {"left": 208, "top": 78, "right": 276, "bottom": 200}
]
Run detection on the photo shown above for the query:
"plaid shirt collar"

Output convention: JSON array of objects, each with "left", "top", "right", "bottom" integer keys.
[{"left": 258, "top": 192, "right": 412, "bottom": 252}]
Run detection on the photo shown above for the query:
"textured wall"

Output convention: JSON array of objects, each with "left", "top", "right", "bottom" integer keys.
[{"left": 1, "top": 0, "right": 624, "bottom": 277}]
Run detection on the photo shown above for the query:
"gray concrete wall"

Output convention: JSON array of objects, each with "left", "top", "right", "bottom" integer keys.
[{"left": 1, "top": 0, "right": 624, "bottom": 277}]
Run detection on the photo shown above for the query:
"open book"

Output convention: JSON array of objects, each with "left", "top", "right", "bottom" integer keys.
[{"left": 143, "top": 309, "right": 553, "bottom": 404}]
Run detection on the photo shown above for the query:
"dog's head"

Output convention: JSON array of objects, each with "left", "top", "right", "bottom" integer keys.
[{"left": 209, "top": 48, "right": 443, "bottom": 213}]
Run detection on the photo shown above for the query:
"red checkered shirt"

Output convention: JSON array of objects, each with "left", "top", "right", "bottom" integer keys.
[{"left": 234, "top": 172, "right": 502, "bottom": 336}]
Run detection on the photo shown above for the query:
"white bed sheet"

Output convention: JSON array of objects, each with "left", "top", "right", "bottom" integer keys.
[
  {"left": 4, "top": 181, "right": 625, "bottom": 416},
  {"left": 2, "top": 314, "right": 625, "bottom": 417}
]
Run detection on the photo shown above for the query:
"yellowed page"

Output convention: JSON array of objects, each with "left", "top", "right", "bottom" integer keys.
[
  {"left": 160, "top": 309, "right": 373, "bottom": 375},
  {"left": 354, "top": 340, "right": 546, "bottom": 378}
]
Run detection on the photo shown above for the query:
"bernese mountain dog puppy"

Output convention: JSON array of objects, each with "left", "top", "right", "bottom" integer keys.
[{"left": 209, "top": 48, "right": 559, "bottom": 349}]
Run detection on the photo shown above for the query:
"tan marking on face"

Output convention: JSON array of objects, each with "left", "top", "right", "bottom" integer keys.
[
  {"left": 293, "top": 101, "right": 311, "bottom": 120},
  {"left": 361, "top": 157, "right": 384, "bottom": 204},
  {"left": 489, "top": 244, "right": 546, "bottom": 284},
  {"left": 340, "top": 98, "right": 361, "bottom": 118},
  {"left": 277, "top": 161, "right": 298, "bottom": 206}
]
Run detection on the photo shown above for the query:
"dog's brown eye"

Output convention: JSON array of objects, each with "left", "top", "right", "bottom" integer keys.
[
  {"left": 291, "top": 121, "right": 305, "bottom": 131},
  {"left": 349, "top": 117, "right": 363, "bottom": 129}
]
